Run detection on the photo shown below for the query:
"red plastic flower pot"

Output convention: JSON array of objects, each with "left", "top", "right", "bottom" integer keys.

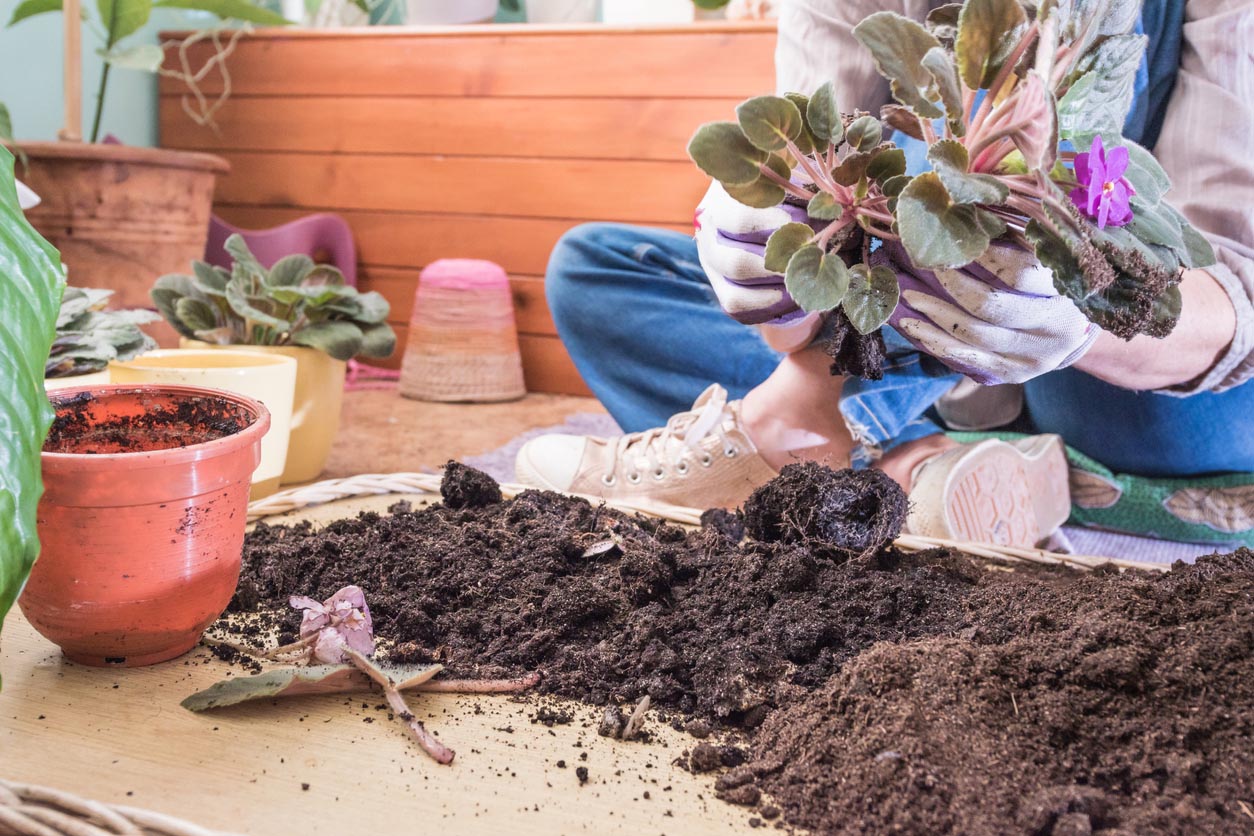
[{"left": 20, "top": 385, "right": 270, "bottom": 667}]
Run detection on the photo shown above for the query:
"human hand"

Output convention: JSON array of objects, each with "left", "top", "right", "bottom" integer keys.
[
  {"left": 881, "top": 241, "right": 1099, "bottom": 385},
  {"left": 694, "top": 181, "right": 818, "bottom": 327}
]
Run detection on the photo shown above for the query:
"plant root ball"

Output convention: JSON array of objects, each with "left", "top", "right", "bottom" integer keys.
[
  {"left": 742, "top": 463, "right": 907, "bottom": 554},
  {"left": 440, "top": 461, "right": 503, "bottom": 509}
]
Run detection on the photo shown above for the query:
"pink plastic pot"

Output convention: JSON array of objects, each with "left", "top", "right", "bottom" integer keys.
[{"left": 20, "top": 385, "right": 269, "bottom": 667}]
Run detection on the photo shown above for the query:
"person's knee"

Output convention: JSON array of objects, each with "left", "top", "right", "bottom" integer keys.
[{"left": 546, "top": 223, "right": 624, "bottom": 331}]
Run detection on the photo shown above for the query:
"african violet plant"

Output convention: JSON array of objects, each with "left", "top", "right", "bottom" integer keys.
[
  {"left": 152, "top": 234, "right": 397, "bottom": 362},
  {"left": 46, "top": 287, "right": 158, "bottom": 378},
  {"left": 688, "top": 0, "right": 1215, "bottom": 375}
]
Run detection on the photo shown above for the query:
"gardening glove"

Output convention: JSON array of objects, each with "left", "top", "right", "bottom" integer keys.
[
  {"left": 15, "top": 179, "right": 40, "bottom": 211},
  {"left": 694, "top": 181, "right": 819, "bottom": 329},
  {"left": 880, "top": 240, "right": 1100, "bottom": 386}
]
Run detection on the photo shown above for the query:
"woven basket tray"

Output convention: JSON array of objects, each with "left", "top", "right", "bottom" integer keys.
[{"left": 0, "top": 779, "right": 244, "bottom": 836}]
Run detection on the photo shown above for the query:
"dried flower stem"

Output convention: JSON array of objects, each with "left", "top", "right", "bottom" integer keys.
[
  {"left": 415, "top": 672, "right": 542, "bottom": 694},
  {"left": 621, "top": 695, "right": 651, "bottom": 742},
  {"left": 344, "top": 648, "right": 456, "bottom": 765}
]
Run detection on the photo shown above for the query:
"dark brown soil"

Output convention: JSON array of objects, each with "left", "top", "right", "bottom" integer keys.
[
  {"left": 231, "top": 464, "right": 1254, "bottom": 834},
  {"left": 45, "top": 390, "right": 252, "bottom": 454}
]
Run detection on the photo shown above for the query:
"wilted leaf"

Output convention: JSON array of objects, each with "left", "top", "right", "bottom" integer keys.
[
  {"left": 927, "top": 140, "right": 1008, "bottom": 204},
  {"left": 806, "top": 81, "right": 843, "bottom": 146},
  {"left": 689, "top": 122, "right": 768, "bottom": 185},
  {"left": 724, "top": 154, "right": 790, "bottom": 209},
  {"left": 785, "top": 246, "right": 849, "bottom": 313},
  {"left": 764, "top": 222, "right": 816, "bottom": 273},
  {"left": 846, "top": 115, "right": 883, "bottom": 153},
  {"left": 853, "top": 12, "right": 945, "bottom": 119},
  {"left": 897, "top": 172, "right": 1006, "bottom": 269},
  {"left": 955, "top": 0, "right": 1028, "bottom": 89},
  {"left": 880, "top": 104, "right": 926, "bottom": 142},
  {"left": 181, "top": 663, "right": 445, "bottom": 711},
  {"left": 844, "top": 264, "right": 901, "bottom": 334},
  {"left": 737, "top": 95, "right": 805, "bottom": 153},
  {"left": 807, "top": 191, "right": 842, "bottom": 221}
]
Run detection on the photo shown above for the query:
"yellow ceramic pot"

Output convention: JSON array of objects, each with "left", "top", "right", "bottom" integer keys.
[
  {"left": 110, "top": 349, "right": 297, "bottom": 500},
  {"left": 45, "top": 370, "right": 111, "bottom": 391},
  {"left": 180, "top": 341, "right": 346, "bottom": 484}
]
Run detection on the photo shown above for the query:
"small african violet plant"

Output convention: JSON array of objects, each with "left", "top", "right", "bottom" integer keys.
[
  {"left": 46, "top": 287, "right": 159, "bottom": 378},
  {"left": 152, "top": 235, "right": 397, "bottom": 362},
  {"left": 688, "top": 0, "right": 1215, "bottom": 359}
]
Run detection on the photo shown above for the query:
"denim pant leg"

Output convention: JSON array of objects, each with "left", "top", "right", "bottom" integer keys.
[
  {"left": 546, "top": 223, "right": 783, "bottom": 432},
  {"left": 1025, "top": 370, "right": 1254, "bottom": 477}
]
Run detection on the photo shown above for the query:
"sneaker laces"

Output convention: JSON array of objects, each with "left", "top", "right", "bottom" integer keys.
[{"left": 604, "top": 385, "right": 740, "bottom": 485}]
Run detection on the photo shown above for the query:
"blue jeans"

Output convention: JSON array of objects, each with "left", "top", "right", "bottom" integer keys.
[{"left": 548, "top": 223, "right": 1254, "bottom": 479}]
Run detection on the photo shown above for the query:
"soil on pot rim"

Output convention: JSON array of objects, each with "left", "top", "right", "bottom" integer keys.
[
  {"left": 229, "top": 463, "right": 1254, "bottom": 834},
  {"left": 45, "top": 390, "right": 252, "bottom": 454}
]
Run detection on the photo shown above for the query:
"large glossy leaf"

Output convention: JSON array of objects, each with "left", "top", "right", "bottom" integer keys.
[
  {"left": 853, "top": 12, "right": 944, "bottom": 119},
  {"left": 843, "top": 264, "right": 901, "bottom": 334},
  {"left": 97, "top": 0, "right": 150, "bottom": 48},
  {"left": 154, "top": 0, "right": 291, "bottom": 24},
  {"left": 291, "top": 320, "right": 364, "bottom": 361},
  {"left": 785, "top": 245, "right": 850, "bottom": 313},
  {"left": 8, "top": 0, "right": 62, "bottom": 25},
  {"left": 689, "top": 122, "right": 768, "bottom": 186},
  {"left": 955, "top": 0, "right": 1028, "bottom": 89},
  {"left": 736, "top": 96, "right": 804, "bottom": 153},
  {"left": 0, "top": 148, "right": 64, "bottom": 684},
  {"left": 897, "top": 171, "right": 1007, "bottom": 269}
]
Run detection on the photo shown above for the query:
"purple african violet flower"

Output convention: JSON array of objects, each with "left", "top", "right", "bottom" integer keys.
[
  {"left": 1069, "top": 135, "right": 1136, "bottom": 229},
  {"left": 290, "top": 585, "right": 376, "bottom": 664}
]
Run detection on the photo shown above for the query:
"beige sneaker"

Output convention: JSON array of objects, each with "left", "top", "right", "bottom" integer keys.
[
  {"left": 906, "top": 435, "right": 1071, "bottom": 548},
  {"left": 515, "top": 384, "right": 778, "bottom": 517}
]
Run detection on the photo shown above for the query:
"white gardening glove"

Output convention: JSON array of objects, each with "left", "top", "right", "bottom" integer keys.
[
  {"left": 694, "top": 181, "right": 821, "bottom": 326},
  {"left": 15, "top": 180, "right": 40, "bottom": 211},
  {"left": 881, "top": 241, "right": 1100, "bottom": 385}
]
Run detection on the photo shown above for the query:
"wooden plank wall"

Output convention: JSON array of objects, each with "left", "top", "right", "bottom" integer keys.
[{"left": 159, "top": 23, "right": 777, "bottom": 395}]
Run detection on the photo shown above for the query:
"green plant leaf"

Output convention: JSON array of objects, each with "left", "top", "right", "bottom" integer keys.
[
  {"left": 97, "top": 0, "right": 151, "bottom": 48},
  {"left": 192, "top": 261, "right": 229, "bottom": 293},
  {"left": 724, "top": 154, "right": 790, "bottom": 209},
  {"left": 154, "top": 0, "right": 292, "bottom": 24},
  {"left": 805, "top": 81, "right": 843, "bottom": 146},
  {"left": 807, "top": 191, "right": 842, "bottom": 221},
  {"left": 866, "top": 148, "right": 906, "bottom": 183},
  {"left": 151, "top": 273, "right": 207, "bottom": 339},
  {"left": 897, "top": 171, "right": 1006, "bottom": 269},
  {"left": 327, "top": 289, "right": 390, "bottom": 324},
  {"left": 843, "top": 264, "right": 901, "bottom": 334},
  {"left": 784, "top": 93, "right": 820, "bottom": 155},
  {"left": 688, "top": 122, "right": 768, "bottom": 186},
  {"left": 0, "top": 104, "right": 13, "bottom": 144},
  {"left": 955, "top": 0, "right": 1027, "bottom": 90},
  {"left": 359, "top": 321, "right": 397, "bottom": 359},
  {"left": 100, "top": 43, "right": 164, "bottom": 71},
  {"left": 785, "top": 246, "right": 849, "bottom": 313},
  {"left": 831, "top": 152, "right": 873, "bottom": 187},
  {"left": 224, "top": 234, "right": 266, "bottom": 282},
  {"left": 925, "top": 3, "right": 963, "bottom": 46},
  {"left": 880, "top": 104, "right": 925, "bottom": 142},
  {"left": 267, "top": 254, "right": 315, "bottom": 287},
  {"left": 921, "top": 46, "right": 965, "bottom": 136},
  {"left": 8, "top": 0, "right": 62, "bottom": 25},
  {"left": 736, "top": 95, "right": 804, "bottom": 153},
  {"left": 226, "top": 277, "right": 292, "bottom": 332},
  {"left": 926, "top": 140, "right": 1008, "bottom": 204},
  {"left": 881, "top": 174, "right": 912, "bottom": 198},
  {"left": 1062, "top": 34, "right": 1146, "bottom": 137},
  {"left": 0, "top": 147, "right": 64, "bottom": 682},
  {"left": 290, "top": 320, "right": 363, "bottom": 361},
  {"left": 845, "top": 115, "right": 883, "bottom": 153},
  {"left": 1162, "top": 204, "right": 1216, "bottom": 268},
  {"left": 174, "top": 296, "right": 220, "bottom": 332},
  {"left": 853, "top": 12, "right": 945, "bottom": 119},
  {"left": 764, "top": 222, "right": 816, "bottom": 273}
]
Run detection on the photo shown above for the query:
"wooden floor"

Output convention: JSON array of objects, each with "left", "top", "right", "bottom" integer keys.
[{"left": 0, "top": 394, "right": 766, "bottom": 835}]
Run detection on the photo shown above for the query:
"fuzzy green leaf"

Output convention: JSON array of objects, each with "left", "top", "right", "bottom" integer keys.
[
  {"left": 1063, "top": 34, "right": 1146, "bottom": 136},
  {"left": 724, "top": 154, "right": 790, "bottom": 209},
  {"left": 925, "top": 3, "right": 963, "bottom": 46},
  {"left": 8, "top": 0, "right": 61, "bottom": 25},
  {"left": 0, "top": 147, "right": 64, "bottom": 682},
  {"left": 927, "top": 140, "right": 1008, "bottom": 204},
  {"left": 805, "top": 81, "right": 843, "bottom": 146},
  {"left": 736, "top": 95, "right": 804, "bottom": 153},
  {"left": 764, "top": 223, "right": 816, "bottom": 273},
  {"left": 688, "top": 122, "right": 769, "bottom": 186},
  {"left": 807, "top": 192, "right": 842, "bottom": 221},
  {"left": 359, "top": 321, "right": 398, "bottom": 359},
  {"left": 267, "top": 254, "right": 315, "bottom": 287},
  {"left": 1162, "top": 204, "right": 1216, "bottom": 268},
  {"left": 831, "top": 152, "right": 873, "bottom": 188},
  {"left": 881, "top": 174, "right": 912, "bottom": 198},
  {"left": 866, "top": 148, "right": 906, "bottom": 183},
  {"left": 853, "top": 12, "right": 945, "bottom": 119},
  {"left": 224, "top": 234, "right": 266, "bottom": 282},
  {"left": 225, "top": 278, "right": 292, "bottom": 331},
  {"left": 880, "top": 104, "right": 926, "bottom": 142},
  {"left": 955, "top": 0, "right": 1028, "bottom": 90},
  {"left": 845, "top": 115, "right": 883, "bottom": 153},
  {"left": 843, "top": 264, "right": 901, "bottom": 335},
  {"left": 174, "top": 296, "right": 220, "bottom": 332},
  {"left": 785, "top": 246, "right": 849, "bottom": 313},
  {"left": 784, "top": 93, "right": 819, "bottom": 155},
  {"left": 921, "top": 46, "right": 965, "bottom": 136},
  {"left": 151, "top": 274, "right": 207, "bottom": 339},
  {"left": 897, "top": 171, "right": 1007, "bottom": 269},
  {"left": 154, "top": 0, "right": 291, "bottom": 25},
  {"left": 290, "top": 320, "right": 364, "bottom": 361}
]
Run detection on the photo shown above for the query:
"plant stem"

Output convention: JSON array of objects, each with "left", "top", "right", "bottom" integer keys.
[
  {"left": 758, "top": 162, "right": 813, "bottom": 201},
  {"left": 345, "top": 648, "right": 456, "bottom": 764},
  {"left": 787, "top": 138, "right": 837, "bottom": 195},
  {"left": 89, "top": 62, "right": 111, "bottom": 143},
  {"left": 416, "top": 673, "right": 542, "bottom": 694},
  {"left": 969, "top": 21, "right": 1039, "bottom": 138}
]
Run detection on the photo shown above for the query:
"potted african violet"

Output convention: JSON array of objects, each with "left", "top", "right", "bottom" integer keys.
[
  {"left": 151, "top": 234, "right": 397, "bottom": 483},
  {"left": 45, "top": 287, "right": 158, "bottom": 390},
  {"left": 22, "top": 384, "right": 269, "bottom": 666}
]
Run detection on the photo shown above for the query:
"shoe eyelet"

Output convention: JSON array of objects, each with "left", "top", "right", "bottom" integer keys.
[
  {"left": 628, "top": 472, "right": 642, "bottom": 484},
  {"left": 652, "top": 467, "right": 666, "bottom": 481},
  {"left": 676, "top": 461, "right": 689, "bottom": 475},
  {"left": 724, "top": 446, "right": 739, "bottom": 459},
  {"left": 701, "top": 454, "right": 713, "bottom": 467},
  {"left": 601, "top": 474, "right": 616, "bottom": 487}
]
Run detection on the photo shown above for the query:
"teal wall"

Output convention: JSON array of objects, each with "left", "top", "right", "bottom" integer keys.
[{"left": 0, "top": 1, "right": 212, "bottom": 146}]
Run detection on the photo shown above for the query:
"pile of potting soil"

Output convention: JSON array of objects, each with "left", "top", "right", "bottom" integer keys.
[{"left": 230, "top": 462, "right": 1254, "bottom": 834}]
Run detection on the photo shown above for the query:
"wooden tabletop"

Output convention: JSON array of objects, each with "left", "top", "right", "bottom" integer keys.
[{"left": 0, "top": 495, "right": 757, "bottom": 836}]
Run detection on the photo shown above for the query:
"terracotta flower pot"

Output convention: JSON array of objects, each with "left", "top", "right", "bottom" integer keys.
[
  {"left": 182, "top": 341, "right": 346, "bottom": 484},
  {"left": 20, "top": 385, "right": 269, "bottom": 667}
]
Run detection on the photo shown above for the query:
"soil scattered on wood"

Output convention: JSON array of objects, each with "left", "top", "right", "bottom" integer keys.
[{"left": 231, "top": 464, "right": 1254, "bottom": 834}]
